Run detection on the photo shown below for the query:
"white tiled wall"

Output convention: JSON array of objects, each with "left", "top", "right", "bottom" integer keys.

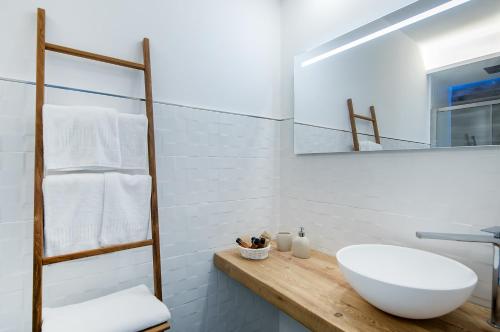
[
  {"left": 280, "top": 119, "right": 500, "bottom": 307},
  {"left": 0, "top": 79, "right": 280, "bottom": 332},
  {"left": 2, "top": 78, "right": 499, "bottom": 332}
]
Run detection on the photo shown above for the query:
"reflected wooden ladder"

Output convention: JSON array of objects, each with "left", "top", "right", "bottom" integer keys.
[
  {"left": 347, "top": 98, "right": 381, "bottom": 151},
  {"left": 32, "top": 8, "right": 169, "bottom": 332}
]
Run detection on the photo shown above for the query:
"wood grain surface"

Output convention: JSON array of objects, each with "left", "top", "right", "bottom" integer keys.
[{"left": 214, "top": 246, "right": 494, "bottom": 332}]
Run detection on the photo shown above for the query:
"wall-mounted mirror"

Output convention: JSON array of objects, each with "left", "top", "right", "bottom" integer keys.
[{"left": 294, "top": 0, "right": 500, "bottom": 154}]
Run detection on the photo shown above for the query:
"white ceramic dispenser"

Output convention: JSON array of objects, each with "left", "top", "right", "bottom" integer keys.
[{"left": 292, "top": 227, "right": 310, "bottom": 259}]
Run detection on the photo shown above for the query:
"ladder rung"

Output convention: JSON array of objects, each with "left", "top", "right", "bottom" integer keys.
[
  {"left": 140, "top": 322, "right": 171, "bottom": 332},
  {"left": 353, "top": 114, "right": 374, "bottom": 121},
  {"left": 45, "top": 42, "right": 145, "bottom": 70},
  {"left": 42, "top": 239, "right": 154, "bottom": 265}
]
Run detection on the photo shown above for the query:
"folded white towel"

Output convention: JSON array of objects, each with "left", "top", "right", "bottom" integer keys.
[
  {"left": 101, "top": 173, "right": 152, "bottom": 246},
  {"left": 42, "top": 285, "right": 171, "bottom": 332},
  {"left": 359, "top": 140, "right": 383, "bottom": 151},
  {"left": 43, "top": 174, "right": 104, "bottom": 257},
  {"left": 43, "top": 104, "right": 121, "bottom": 171},
  {"left": 118, "top": 113, "right": 148, "bottom": 170}
]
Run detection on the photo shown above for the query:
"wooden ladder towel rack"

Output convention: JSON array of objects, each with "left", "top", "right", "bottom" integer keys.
[
  {"left": 347, "top": 98, "right": 381, "bottom": 151},
  {"left": 32, "top": 8, "right": 169, "bottom": 332}
]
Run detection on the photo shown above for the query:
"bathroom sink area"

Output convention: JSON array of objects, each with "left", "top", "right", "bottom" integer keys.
[{"left": 336, "top": 244, "right": 478, "bottom": 319}]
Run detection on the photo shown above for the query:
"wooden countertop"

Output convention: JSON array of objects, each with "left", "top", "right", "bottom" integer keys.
[{"left": 214, "top": 246, "right": 494, "bottom": 332}]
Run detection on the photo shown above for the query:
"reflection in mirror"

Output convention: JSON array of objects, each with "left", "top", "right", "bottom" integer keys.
[{"left": 294, "top": 0, "right": 500, "bottom": 154}]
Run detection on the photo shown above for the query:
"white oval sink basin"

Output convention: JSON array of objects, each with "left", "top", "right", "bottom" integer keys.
[{"left": 336, "top": 244, "right": 478, "bottom": 319}]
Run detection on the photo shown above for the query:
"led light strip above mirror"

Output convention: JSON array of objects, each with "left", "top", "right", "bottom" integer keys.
[{"left": 301, "top": 0, "right": 471, "bottom": 68}]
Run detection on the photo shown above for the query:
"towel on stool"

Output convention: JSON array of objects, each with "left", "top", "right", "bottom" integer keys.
[
  {"left": 42, "top": 284, "right": 171, "bottom": 332},
  {"left": 43, "top": 173, "right": 104, "bottom": 257},
  {"left": 43, "top": 104, "right": 121, "bottom": 171},
  {"left": 100, "top": 172, "right": 152, "bottom": 246},
  {"left": 118, "top": 113, "right": 148, "bottom": 170}
]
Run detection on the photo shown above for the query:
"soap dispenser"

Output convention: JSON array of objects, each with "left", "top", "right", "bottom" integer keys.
[{"left": 292, "top": 227, "right": 310, "bottom": 259}]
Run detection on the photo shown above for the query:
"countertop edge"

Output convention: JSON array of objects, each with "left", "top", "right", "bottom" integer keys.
[{"left": 213, "top": 251, "right": 343, "bottom": 332}]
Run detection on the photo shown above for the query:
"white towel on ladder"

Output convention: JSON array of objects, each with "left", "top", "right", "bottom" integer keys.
[
  {"left": 100, "top": 172, "right": 152, "bottom": 246},
  {"left": 42, "top": 285, "right": 171, "bottom": 332},
  {"left": 43, "top": 104, "right": 121, "bottom": 171},
  {"left": 118, "top": 113, "right": 148, "bottom": 171},
  {"left": 43, "top": 173, "right": 104, "bottom": 257}
]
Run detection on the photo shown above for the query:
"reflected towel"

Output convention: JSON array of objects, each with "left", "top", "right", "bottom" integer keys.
[
  {"left": 359, "top": 140, "right": 383, "bottom": 151},
  {"left": 43, "top": 173, "right": 104, "bottom": 257},
  {"left": 100, "top": 172, "right": 151, "bottom": 246},
  {"left": 43, "top": 104, "right": 121, "bottom": 171}
]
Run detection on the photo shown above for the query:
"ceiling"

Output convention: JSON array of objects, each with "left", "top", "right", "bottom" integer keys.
[
  {"left": 430, "top": 55, "right": 500, "bottom": 88},
  {"left": 403, "top": 0, "right": 500, "bottom": 70}
]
